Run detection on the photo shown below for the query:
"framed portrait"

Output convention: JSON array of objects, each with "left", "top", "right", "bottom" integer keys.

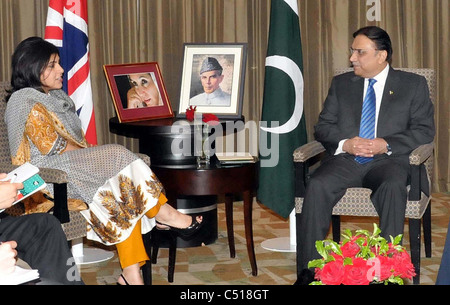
[
  {"left": 178, "top": 43, "right": 247, "bottom": 119},
  {"left": 103, "top": 62, "right": 174, "bottom": 122}
]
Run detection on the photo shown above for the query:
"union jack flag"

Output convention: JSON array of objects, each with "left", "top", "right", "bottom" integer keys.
[{"left": 45, "top": 0, "right": 97, "bottom": 145}]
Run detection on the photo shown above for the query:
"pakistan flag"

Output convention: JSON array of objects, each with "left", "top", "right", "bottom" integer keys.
[{"left": 258, "top": 0, "right": 307, "bottom": 218}]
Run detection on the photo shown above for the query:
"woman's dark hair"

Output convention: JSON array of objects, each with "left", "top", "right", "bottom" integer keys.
[
  {"left": 353, "top": 26, "right": 393, "bottom": 63},
  {"left": 6, "top": 36, "right": 60, "bottom": 101}
]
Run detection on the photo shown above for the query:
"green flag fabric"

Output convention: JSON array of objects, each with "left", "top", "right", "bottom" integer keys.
[{"left": 258, "top": 0, "right": 307, "bottom": 219}]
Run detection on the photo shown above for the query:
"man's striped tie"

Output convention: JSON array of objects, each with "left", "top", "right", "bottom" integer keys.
[{"left": 355, "top": 78, "right": 377, "bottom": 164}]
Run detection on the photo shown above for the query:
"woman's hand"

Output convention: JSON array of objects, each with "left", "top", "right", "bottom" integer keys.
[{"left": 127, "top": 87, "right": 145, "bottom": 108}]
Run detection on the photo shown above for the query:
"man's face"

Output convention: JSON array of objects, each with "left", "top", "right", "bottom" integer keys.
[
  {"left": 200, "top": 70, "right": 224, "bottom": 94},
  {"left": 350, "top": 34, "right": 388, "bottom": 78}
]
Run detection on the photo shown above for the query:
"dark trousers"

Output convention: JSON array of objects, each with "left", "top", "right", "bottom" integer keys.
[
  {"left": 436, "top": 216, "right": 450, "bottom": 285},
  {"left": 298, "top": 154, "right": 409, "bottom": 270},
  {"left": 0, "top": 213, "right": 83, "bottom": 285}
]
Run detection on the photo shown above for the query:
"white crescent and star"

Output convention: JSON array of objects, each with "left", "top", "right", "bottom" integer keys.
[
  {"left": 260, "top": 55, "right": 304, "bottom": 135},
  {"left": 260, "top": 0, "right": 304, "bottom": 135}
]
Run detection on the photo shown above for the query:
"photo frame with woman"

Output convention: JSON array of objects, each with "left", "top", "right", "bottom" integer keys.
[
  {"left": 104, "top": 62, "right": 174, "bottom": 122},
  {"left": 178, "top": 43, "right": 247, "bottom": 119}
]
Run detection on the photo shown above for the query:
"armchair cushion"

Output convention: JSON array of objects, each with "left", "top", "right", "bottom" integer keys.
[{"left": 293, "top": 140, "right": 434, "bottom": 220}]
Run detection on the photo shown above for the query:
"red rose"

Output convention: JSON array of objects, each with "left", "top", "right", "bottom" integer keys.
[
  {"left": 202, "top": 113, "right": 220, "bottom": 126},
  {"left": 314, "top": 267, "right": 322, "bottom": 281},
  {"left": 341, "top": 241, "right": 360, "bottom": 258},
  {"left": 317, "top": 260, "right": 345, "bottom": 285},
  {"left": 186, "top": 106, "right": 197, "bottom": 121},
  {"left": 367, "top": 256, "right": 394, "bottom": 282},
  {"left": 392, "top": 250, "right": 416, "bottom": 279},
  {"left": 386, "top": 243, "right": 398, "bottom": 256},
  {"left": 342, "top": 257, "right": 371, "bottom": 285}
]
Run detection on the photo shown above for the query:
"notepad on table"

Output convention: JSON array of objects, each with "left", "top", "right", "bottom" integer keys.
[{"left": 216, "top": 153, "right": 256, "bottom": 164}]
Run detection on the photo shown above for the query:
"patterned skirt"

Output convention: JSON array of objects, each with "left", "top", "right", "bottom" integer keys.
[{"left": 32, "top": 144, "right": 164, "bottom": 245}]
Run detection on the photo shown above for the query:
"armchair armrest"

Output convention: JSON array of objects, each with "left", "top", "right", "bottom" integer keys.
[
  {"left": 409, "top": 142, "right": 434, "bottom": 166},
  {"left": 38, "top": 167, "right": 70, "bottom": 223},
  {"left": 408, "top": 142, "right": 434, "bottom": 201},
  {"left": 37, "top": 167, "right": 69, "bottom": 183},
  {"left": 293, "top": 140, "right": 326, "bottom": 163},
  {"left": 294, "top": 141, "right": 326, "bottom": 198}
]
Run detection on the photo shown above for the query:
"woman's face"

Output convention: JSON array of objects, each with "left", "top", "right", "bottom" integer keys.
[
  {"left": 40, "top": 54, "right": 64, "bottom": 93},
  {"left": 128, "top": 73, "right": 161, "bottom": 107}
]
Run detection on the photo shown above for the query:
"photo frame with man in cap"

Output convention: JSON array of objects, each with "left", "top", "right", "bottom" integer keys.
[
  {"left": 190, "top": 56, "right": 233, "bottom": 107},
  {"left": 178, "top": 43, "right": 247, "bottom": 119}
]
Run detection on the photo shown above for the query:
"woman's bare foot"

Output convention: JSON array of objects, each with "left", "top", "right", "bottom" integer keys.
[
  {"left": 156, "top": 203, "right": 202, "bottom": 229},
  {"left": 118, "top": 263, "right": 144, "bottom": 285}
]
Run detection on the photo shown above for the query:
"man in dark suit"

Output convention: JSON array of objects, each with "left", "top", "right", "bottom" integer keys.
[
  {"left": 296, "top": 26, "right": 435, "bottom": 284},
  {"left": 0, "top": 173, "right": 84, "bottom": 284}
]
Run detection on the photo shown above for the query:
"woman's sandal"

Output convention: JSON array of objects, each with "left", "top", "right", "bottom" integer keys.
[
  {"left": 117, "top": 274, "right": 130, "bottom": 285},
  {"left": 156, "top": 215, "right": 203, "bottom": 237}
]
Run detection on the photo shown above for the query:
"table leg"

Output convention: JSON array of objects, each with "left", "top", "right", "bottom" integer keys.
[
  {"left": 243, "top": 190, "right": 257, "bottom": 276},
  {"left": 224, "top": 194, "right": 235, "bottom": 258}
]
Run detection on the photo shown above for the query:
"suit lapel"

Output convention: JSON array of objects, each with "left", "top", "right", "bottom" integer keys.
[
  {"left": 349, "top": 74, "right": 365, "bottom": 127},
  {"left": 377, "top": 67, "right": 398, "bottom": 135}
]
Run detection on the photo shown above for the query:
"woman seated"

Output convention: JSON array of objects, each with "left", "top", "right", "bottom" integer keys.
[{"left": 4, "top": 37, "right": 203, "bottom": 285}]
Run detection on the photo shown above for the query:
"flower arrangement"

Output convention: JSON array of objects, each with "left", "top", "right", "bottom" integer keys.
[
  {"left": 307, "top": 224, "right": 416, "bottom": 285},
  {"left": 185, "top": 106, "right": 219, "bottom": 126}
]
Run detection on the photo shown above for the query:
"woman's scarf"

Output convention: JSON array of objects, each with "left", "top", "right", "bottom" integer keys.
[{"left": 5, "top": 88, "right": 86, "bottom": 159}]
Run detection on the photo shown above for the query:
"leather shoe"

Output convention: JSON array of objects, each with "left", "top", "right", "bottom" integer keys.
[{"left": 293, "top": 268, "right": 315, "bottom": 285}]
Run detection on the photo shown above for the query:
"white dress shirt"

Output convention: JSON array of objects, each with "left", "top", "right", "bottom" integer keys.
[{"left": 335, "top": 64, "right": 390, "bottom": 155}]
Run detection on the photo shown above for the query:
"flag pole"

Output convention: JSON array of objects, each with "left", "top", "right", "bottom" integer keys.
[{"left": 261, "top": 209, "right": 296, "bottom": 252}]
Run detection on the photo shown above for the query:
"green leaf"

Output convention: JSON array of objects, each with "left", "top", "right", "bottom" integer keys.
[
  {"left": 393, "top": 234, "right": 403, "bottom": 245},
  {"left": 355, "top": 229, "right": 370, "bottom": 237},
  {"left": 342, "top": 229, "right": 353, "bottom": 241},
  {"left": 308, "top": 259, "right": 325, "bottom": 269},
  {"left": 379, "top": 239, "right": 389, "bottom": 254},
  {"left": 343, "top": 257, "right": 353, "bottom": 266},
  {"left": 388, "top": 277, "right": 404, "bottom": 285},
  {"left": 315, "top": 241, "right": 327, "bottom": 259},
  {"left": 372, "top": 223, "right": 381, "bottom": 237},
  {"left": 328, "top": 241, "right": 342, "bottom": 256}
]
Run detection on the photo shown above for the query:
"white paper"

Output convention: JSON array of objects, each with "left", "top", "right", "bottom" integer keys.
[{"left": 0, "top": 266, "right": 39, "bottom": 285}]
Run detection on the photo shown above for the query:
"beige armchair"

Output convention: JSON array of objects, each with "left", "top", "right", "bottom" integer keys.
[{"left": 294, "top": 68, "right": 436, "bottom": 285}]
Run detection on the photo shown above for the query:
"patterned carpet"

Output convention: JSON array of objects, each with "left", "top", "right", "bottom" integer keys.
[{"left": 79, "top": 192, "right": 450, "bottom": 285}]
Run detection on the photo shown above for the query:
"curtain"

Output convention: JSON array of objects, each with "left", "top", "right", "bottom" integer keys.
[
  {"left": 0, "top": 0, "right": 448, "bottom": 192},
  {"left": 0, "top": 0, "right": 47, "bottom": 76}
]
